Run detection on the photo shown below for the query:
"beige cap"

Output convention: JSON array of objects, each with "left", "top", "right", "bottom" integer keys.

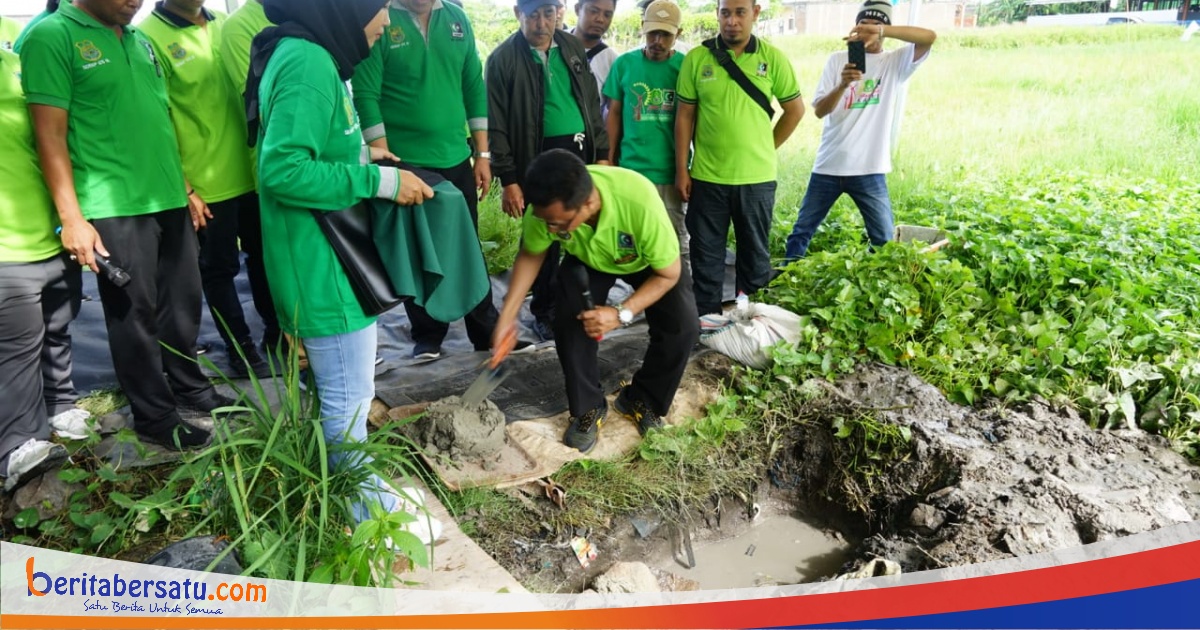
[{"left": 642, "top": 0, "right": 682, "bottom": 34}]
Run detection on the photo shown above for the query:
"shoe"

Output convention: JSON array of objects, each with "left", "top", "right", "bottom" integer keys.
[
  {"left": 138, "top": 421, "right": 212, "bottom": 451},
  {"left": 390, "top": 486, "right": 444, "bottom": 547},
  {"left": 509, "top": 340, "right": 536, "bottom": 354},
  {"left": 563, "top": 403, "right": 607, "bottom": 453},
  {"left": 196, "top": 342, "right": 212, "bottom": 356},
  {"left": 3, "top": 439, "right": 68, "bottom": 492},
  {"left": 227, "top": 342, "right": 273, "bottom": 380},
  {"left": 531, "top": 318, "right": 555, "bottom": 342},
  {"left": 614, "top": 390, "right": 664, "bottom": 436},
  {"left": 411, "top": 342, "right": 441, "bottom": 361},
  {"left": 178, "top": 393, "right": 237, "bottom": 415},
  {"left": 49, "top": 408, "right": 98, "bottom": 440}
]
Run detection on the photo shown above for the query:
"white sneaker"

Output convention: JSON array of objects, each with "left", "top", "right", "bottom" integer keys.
[
  {"left": 389, "top": 487, "right": 444, "bottom": 547},
  {"left": 3, "top": 439, "right": 68, "bottom": 492},
  {"left": 50, "top": 408, "right": 97, "bottom": 440}
]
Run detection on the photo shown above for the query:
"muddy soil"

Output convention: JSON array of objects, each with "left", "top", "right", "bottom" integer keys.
[
  {"left": 809, "top": 365, "right": 1200, "bottom": 570},
  {"left": 409, "top": 396, "right": 506, "bottom": 467},
  {"left": 465, "top": 361, "right": 1200, "bottom": 591}
]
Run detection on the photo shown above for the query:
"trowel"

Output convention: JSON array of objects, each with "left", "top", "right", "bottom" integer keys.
[{"left": 461, "top": 326, "right": 517, "bottom": 407}]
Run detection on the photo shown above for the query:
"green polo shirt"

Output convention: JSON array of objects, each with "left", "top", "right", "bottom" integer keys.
[
  {"left": 219, "top": 0, "right": 270, "bottom": 97},
  {"left": 1, "top": 17, "right": 22, "bottom": 51},
  {"left": 258, "top": 37, "right": 384, "bottom": 338},
  {"left": 1, "top": 50, "right": 61, "bottom": 263},
  {"left": 677, "top": 36, "right": 801, "bottom": 185},
  {"left": 352, "top": 0, "right": 484, "bottom": 169},
  {"left": 533, "top": 44, "right": 584, "bottom": 138},
  {"left": 19, "top": 3, "right": 187, "bottom": 220},
  {"left": 13, "top": 11, "right": 52, "bottom": 54},
  {"left": 603, "top": 49, "right": 684, "bottom": 186},
  {"left": 522, "top": 166, "right": 679, "bottom": 275},
  {"left": 139, "top": 4, "right": 254, "bottom": 203}
]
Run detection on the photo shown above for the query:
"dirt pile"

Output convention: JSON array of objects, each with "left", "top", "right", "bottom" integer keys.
[
  {"left": 792, "top": 365, "right": 1200, "bottom": 570},
  {"left": 410, "top": 396, "right": 506, "bottom": 466}
]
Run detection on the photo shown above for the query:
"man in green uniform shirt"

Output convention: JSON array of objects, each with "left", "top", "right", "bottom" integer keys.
[
  {"left": 605, "top": 0, "right": 687, "bottom": 258},
  {"left": 21, "top": 0, "right": 226, "bottom": 451},
  {"left": 219, "top": 0, "right": 269, "bottom": 97},
  {"left": 140, "top": 0, "right": 280, "bottom": 379},
  {"left": 676, "top": 0, "right": 805, "bottom": 316},
  {"left": 352, "top": 0, "right": 516, "bottom": 360},
  {"left": 0, "top": 48, "right": 95, "bottom": 492},
  {"left": 487, "top": 0, "right": 609, "bottom": 342},
  {"left": 493, "top": 150, "right": 698, "bottom": 453}
]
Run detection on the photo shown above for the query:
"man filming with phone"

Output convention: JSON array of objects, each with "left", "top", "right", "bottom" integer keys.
[{"left": 782, "top": 0, "right": 935, "bottom": 262}]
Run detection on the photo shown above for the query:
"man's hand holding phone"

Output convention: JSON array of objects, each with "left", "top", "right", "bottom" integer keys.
[{"left": 838, "top": 63, "right": 864, "bottom": 89}]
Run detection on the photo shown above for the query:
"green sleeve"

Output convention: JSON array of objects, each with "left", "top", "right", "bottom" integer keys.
[
  {"left": 601, "top": 55, "right": 622, "bottom": 101},
  {"left": 257, "top": 79, "right": 381, "bottom": 211},
  {"left": 18, "top": 22, "right": 72, "bottom": 110},
  {"left": 632, "top": 175, "right": 680, "bottom": 269},
  {"left": 462, "top": 18, "right": 486, "bottom": 131},
  {"left": 676, "top": 48, "right": 699, "bottom": 104},
  {"left": 520, "top": 210, "right": 553, "bottom": 255},
  {"left": 13, "top": 11, "right": 50, "bottom": 54},
  {"left": 219, "top": 20, "right": 252, "bottom": 97},
  {"left": 770, "top": 47, "right": 801, "bottom": 103},
  {"left": 351, "top": 40, "right": 386, "bottom": 143}
]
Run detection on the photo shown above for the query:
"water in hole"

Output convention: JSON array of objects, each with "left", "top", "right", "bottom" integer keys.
[{"left": 656, "top": 514, "right": 851, "bottom": 589}]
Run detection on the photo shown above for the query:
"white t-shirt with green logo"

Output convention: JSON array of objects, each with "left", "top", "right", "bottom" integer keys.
[{"left": 811, "top": 43, "right": 924, "bottom": 177}]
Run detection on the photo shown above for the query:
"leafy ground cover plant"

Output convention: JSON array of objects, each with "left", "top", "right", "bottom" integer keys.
[{"left": 768, "top": 174, "right": 1200, "bottom": 460}]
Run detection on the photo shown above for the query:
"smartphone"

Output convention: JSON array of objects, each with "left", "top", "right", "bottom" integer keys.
[{"left": 848, "top": 40, "right": 866, "bottom": 72}]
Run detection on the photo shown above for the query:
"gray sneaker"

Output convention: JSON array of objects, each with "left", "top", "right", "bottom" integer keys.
[
  {"left": 562, "top": 404, "right": 607, "bottom": 453},
  {"left": 3, "top": 439, "right": 68, "bottom": 492}
]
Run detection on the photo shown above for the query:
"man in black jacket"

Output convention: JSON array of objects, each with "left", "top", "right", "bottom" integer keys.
[{"left": 487, "top": 0, "right": 609, "bottom": 342}]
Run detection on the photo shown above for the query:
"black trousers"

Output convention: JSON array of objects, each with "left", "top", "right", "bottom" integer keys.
[
  {"left": 0, "top": 252, "right": 81, "bottom": 462},
  {"left": 686, "top": 179, "right": 777, "bottom": 315},
  {"left": 527, "top": 134, "right": 589, "bottom": 324},
  {"left": 91, "top": 208, "right": 217, "bottom": 432},
  {"left": 403, "top": 158, "right": 499, "bottom": 350},
  {"left": 198, "top": 191, "right": 279, "bottom": 350},
  {"left": 553, "top": 255, "right": 699, "bottom": 418}
]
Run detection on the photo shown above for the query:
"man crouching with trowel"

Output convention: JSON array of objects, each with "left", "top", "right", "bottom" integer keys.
[{"left": 493, "top": 149, "right": 699, "bottom": 453}]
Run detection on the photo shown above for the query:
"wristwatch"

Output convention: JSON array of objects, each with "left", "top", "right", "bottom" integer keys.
[
  {"left": 615, "top": 304, "right": 634, "bottom": 327},
  {"left": 474, "top": 151, "right": 491, "bottom": 159}
]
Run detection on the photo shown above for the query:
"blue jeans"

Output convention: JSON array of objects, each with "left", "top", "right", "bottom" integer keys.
[
  {"left": 784, "top": 173, "right": 894, "bottom": 262},
  {"left": 303, "top": 323, "right": 397, "bottom": 523}
]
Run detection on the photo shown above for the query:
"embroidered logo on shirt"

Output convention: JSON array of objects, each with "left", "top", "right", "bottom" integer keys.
[
  {"left": 756, "top": 62, "right": 768, "bottom": 77},
  {"left": 168, "top": 42, "right": 187, "bottom": 60},
  {"left": 614, "top": 232, "right": 638, "bottom": 264},
  {"left": 451, "top": 22, "right": 464, "bottom": 39},
  {"left": 388, "top": 26, "right": 406, "bottom": 47},
  {"left": 76, "top": 40, "right": 102, "bottom": 62},
  {"left": 701, "top": 64, "right": 714, "bottom": 79}
]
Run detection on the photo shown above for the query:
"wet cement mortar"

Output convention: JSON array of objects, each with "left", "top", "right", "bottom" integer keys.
[
  {"left": 410, "top": 396, "right": 507, "bottom": 467},
  {"left": 465, "top": 362, "right": 1200, "bottom": 591}
]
